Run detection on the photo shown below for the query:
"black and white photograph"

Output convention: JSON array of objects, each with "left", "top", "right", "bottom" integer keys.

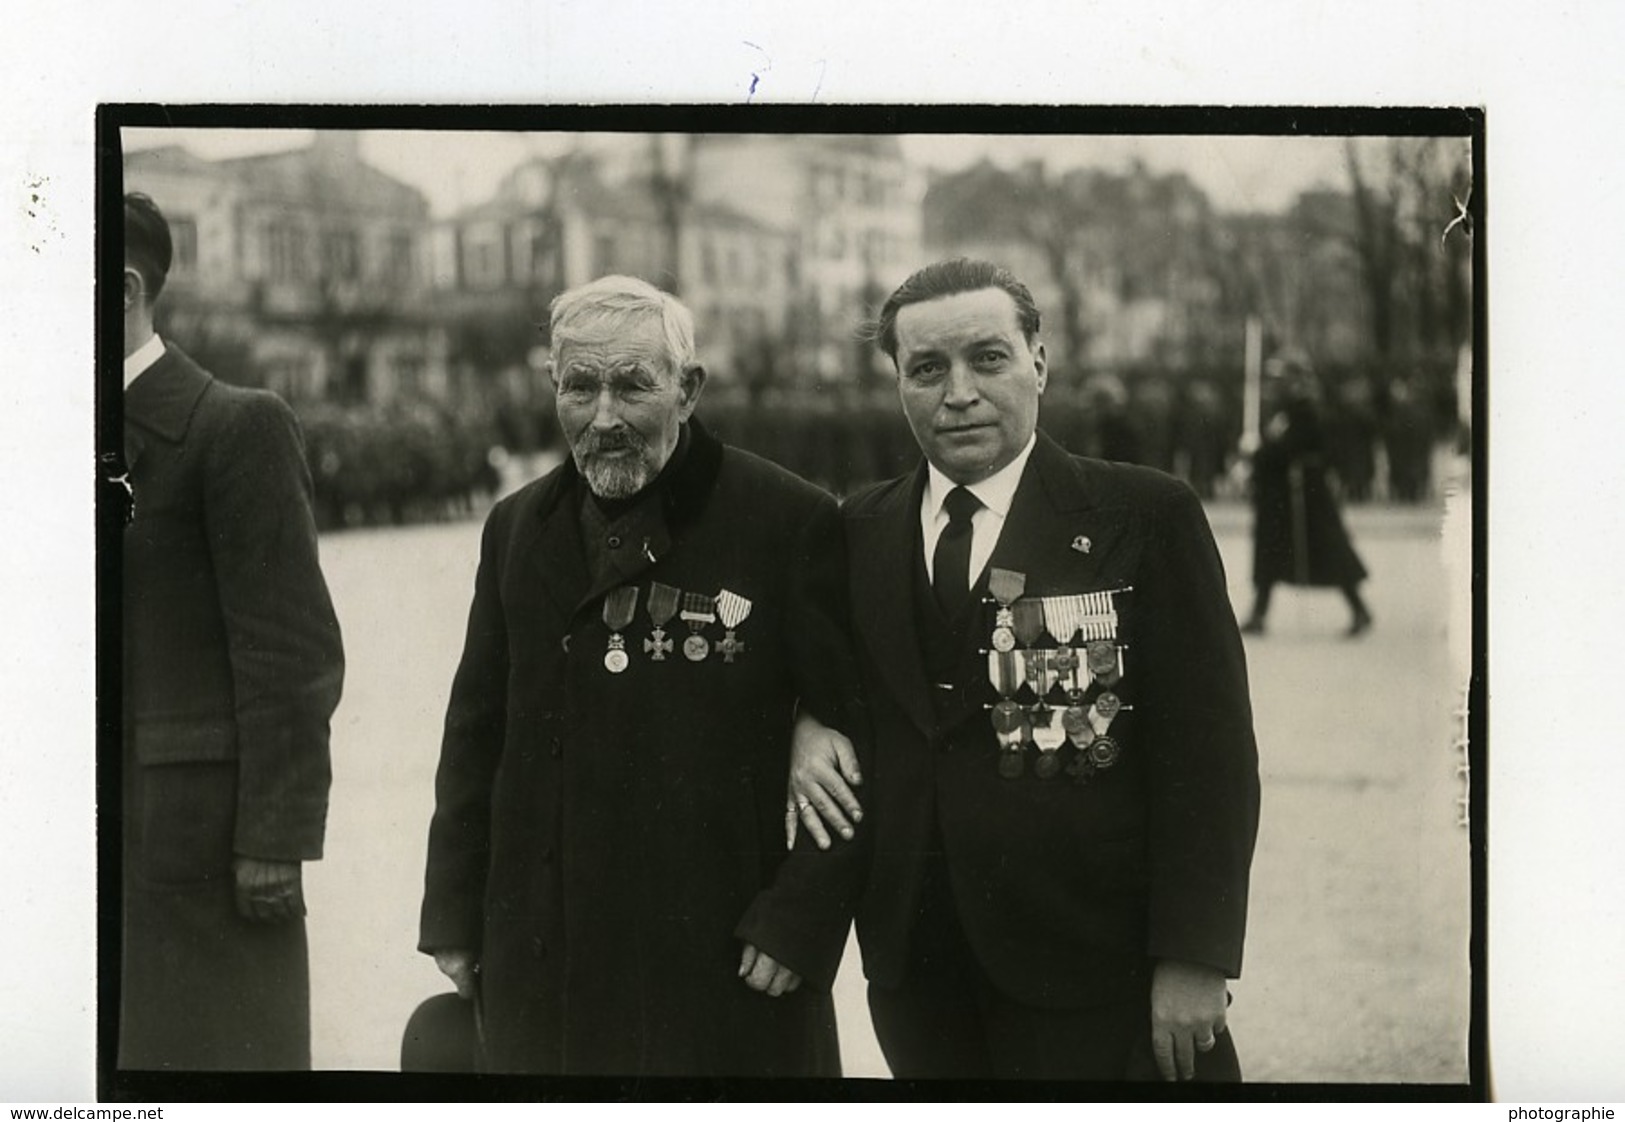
[{"left": 103, "top": 111, "right": 1478, "bottom": 1093}]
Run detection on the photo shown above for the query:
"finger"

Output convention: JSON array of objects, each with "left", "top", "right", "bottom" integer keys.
[
  {"left": 745, "top": 952, "right": 778, "bottom": 992},
  {"left": 1152, "top": 1030, "right": 1177, "bottom": 1082},
  {"left": 786, "top": 974, "right": 802, "bottom": 993},
  {"left": 1174, "top": 1031, "right": 1197, "bottom": 1081},
  {"left": 798, "top": 801, "right": 833, "bottom": 851},
  {"left": 818, "top": 765, "right": 865, "bottom": 823},
  {"left": 784, "top": 804, "right": 798, "bottom": 851},
  {"left": 805, "top": 786, "right": 853, "bottom": 840},
  {"left": 766, "top": 966, "right": 794, "bottom": 998},
  {"left": 738, "top": 944, "right": 758, "bottom": 978},
  {"left": 249, "top": 895, "right": 278, "bottom": 923},
  {"left": 1196, "top": 1034, "right": 1216, "bottom": 1053},
  {"left": 832, "top": 736, "right": 863, "bottom": 788}
]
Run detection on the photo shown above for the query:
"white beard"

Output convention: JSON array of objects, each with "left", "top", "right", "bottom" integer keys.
[{"left": 578, "top": 453, "right": 653, "bottom": 500}]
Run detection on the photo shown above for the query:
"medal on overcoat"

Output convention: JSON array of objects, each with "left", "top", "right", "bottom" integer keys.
[
  {"left": 644, "top": 581, "right": 679, "bottom": 661},
  {"left": 602, "top": 585, "right": 639, "bottom": 673}
]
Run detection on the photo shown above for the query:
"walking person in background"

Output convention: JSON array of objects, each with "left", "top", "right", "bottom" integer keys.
[
  {"left": 120, "top": 192, "right": 345, "bottom": 1069},
  {"left": 1241, "top": 357, "right": 1373, "bottom": 638}
]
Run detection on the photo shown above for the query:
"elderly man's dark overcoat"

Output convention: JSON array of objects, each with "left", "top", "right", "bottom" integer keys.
[{"left": 420, "top": 421, "right": 866, "bottom": 1077}]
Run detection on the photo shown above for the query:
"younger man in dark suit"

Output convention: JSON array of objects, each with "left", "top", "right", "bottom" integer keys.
[
  {"left": 791, "top": 258, "right": 1260, "bottom": 1081},
  {"left": 120, "top": 193, "right": 344, "bottom": 1069}
]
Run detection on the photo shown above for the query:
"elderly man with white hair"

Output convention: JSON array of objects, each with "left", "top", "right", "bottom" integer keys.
[{"left": 419, "top": 275, "right": 866, "bottom": 1077}]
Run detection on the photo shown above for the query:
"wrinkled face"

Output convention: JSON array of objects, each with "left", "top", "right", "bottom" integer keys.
[
  {"left": 893, "top": 287, "right": 1047, "bottom": 485},
  {"left": 550, "top": 315, "right": 702, "bottom": 499}
]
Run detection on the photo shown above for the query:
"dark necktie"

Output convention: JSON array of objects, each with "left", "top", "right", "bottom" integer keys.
[{"left": 932, "top": 486, "right": 982, "bottom": 621}]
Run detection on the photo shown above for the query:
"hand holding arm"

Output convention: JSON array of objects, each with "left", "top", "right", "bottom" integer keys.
[{"left": 784, "top": 710, "right": 864, "bottom": 850}]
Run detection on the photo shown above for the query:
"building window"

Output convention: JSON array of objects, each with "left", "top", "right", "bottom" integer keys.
[
  {"left": 267, "top": 222, "right": 308, "bottom": 282},
  {"left": 325, "top": 229, "right": 360, "bottom": 281},
  {"left": 169, "top": 218, "right": 199, "bottom": 275},
  {"left": 386, "top": 232, "right": 413, "bottom": 285}
]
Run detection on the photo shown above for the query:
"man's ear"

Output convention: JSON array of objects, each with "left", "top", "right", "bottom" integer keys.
[
  {"left": 676, "top": 362, "right": 707, "bottom": 419},
  {"left": 1032, "top": 340, "right": 1048, "bottom": 395},
  {"left": 123, "top": 268, "right": 142, "bottom": 312}
]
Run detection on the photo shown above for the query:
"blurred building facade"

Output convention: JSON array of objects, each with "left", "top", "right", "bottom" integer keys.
[{"left": 124, "top": 132, "right": 446, "bottom": 406}]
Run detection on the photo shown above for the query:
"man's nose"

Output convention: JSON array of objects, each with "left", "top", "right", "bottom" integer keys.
[
  {"left": 589, "top": 387, "right": 624, "bottom": 429},
  {"left": 943, "top": 361, "right": 979, "bottom": 408}
]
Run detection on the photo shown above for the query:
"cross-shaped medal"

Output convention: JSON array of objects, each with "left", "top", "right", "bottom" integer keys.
[
  {"left": 644, "top": 628, "right": 673, "bottom": 660},
  {"left": 718, "top": 630, "right": 746, "bottom": 663}
]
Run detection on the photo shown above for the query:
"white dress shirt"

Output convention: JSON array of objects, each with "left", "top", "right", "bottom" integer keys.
[
  {"left": 920, "top": 433, "right": 1038, "bottom": 592},
  {"left": 124, "top": 333, "right": 166, "bottom": 391}
]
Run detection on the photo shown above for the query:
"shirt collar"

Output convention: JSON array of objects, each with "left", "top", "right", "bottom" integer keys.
[
  {"left": 925, "top": 432, "right": 1037, "bottom": 521},
  {"left": 124, "top": 333, "right": 166, "bottom": 391}
]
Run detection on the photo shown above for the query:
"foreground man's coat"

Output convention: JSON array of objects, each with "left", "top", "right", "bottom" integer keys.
[
  {"left": 122, "top": 344, "right": 343, "bottom": 1070},
  {"left": 420, "top": 422, "right": 866, "bottom": 1076}
]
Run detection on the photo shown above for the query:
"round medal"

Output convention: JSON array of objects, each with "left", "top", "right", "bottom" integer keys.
[
  {"left": 1086, "top": 641, "right": 1118, "bottom": 676},
  {"left": 1094, "top": 691, "right": 1122, "bottom": 721},
  {"left": 991, "top": 699, "right": 1024, "bottom": 735},
  {"left": 1088, "top": 735, "right": 1121, "bottom": 768},
  {"left": 1051, "top": 646, "right": 1077, "bottom": 675},
  {"left": 1034, "top": 751, "right": 1061, "bottom": 780},
  {"left": 683, "top": 635, "right": 710, "bottom": 661},
  {"left": 997, "top": 750, "right": 1025, "bottom": 780},
  {"left": 991, "top": 627, "right": 1017, "bottom": 653},
  {"left": 1062, "top": 705, "right": 1092, "bottom": 742},
  {"left": 604, "top": 648, "right": 630, "bottom": 674}
]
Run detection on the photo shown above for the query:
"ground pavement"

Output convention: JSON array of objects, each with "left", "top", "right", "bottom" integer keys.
[{"left": 304, "top": 495, "right": 1472, "bottom": 1083}]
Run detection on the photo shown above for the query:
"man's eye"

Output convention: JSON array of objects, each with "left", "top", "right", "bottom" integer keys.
[
  {"left": 974, "top": 350, "right": 1006, "bottom": 366},
  {"left": 909, "top": 361, "right": 945, "bottom": 381}
]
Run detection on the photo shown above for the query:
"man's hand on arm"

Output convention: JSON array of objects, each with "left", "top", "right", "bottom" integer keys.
[
  {"left": 434, "top": 949, "right": 480, "bottom": 1000},
  {"left": 232, "top": 857, "right": 306, "bottom": 923},
  {"left": 737, "top": 943, "right": 802, "bottom": 998},
  {"left": 1150, "top": 959, "right": 1229, "bottom": 1081},
  {"left": 784, "top": 711, "right": 863, "bottom": 851}
]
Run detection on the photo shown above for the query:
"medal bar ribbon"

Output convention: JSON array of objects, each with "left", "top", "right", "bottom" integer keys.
[
  {"left": 680, "top": 591, "right": 717, "bottom": 661},
  {"left": 644, "top": 581, "right": 680, "bottom": 660},
  {"left": 602, "top": 586, "right": 639, "bottom": 673}
]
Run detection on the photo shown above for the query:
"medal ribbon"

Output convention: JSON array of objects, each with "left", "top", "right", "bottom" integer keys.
[
  {"left": 1042, "top": 594, "right": 1083, "bottom": 644},
  {"left": 987, "top": 650, "right": 1020, "bottom": 697},
  {"left": 1011, "top": 598, "right": 1046, "bottom": 646},
  {"left": 716, "top": 589, "right": 753, "bottom": 629},
  {"left": 646, "top": 582, "right": 680, "bottom": 628},
  {"left": 602, "top": 586, "right": 639, "bottom": 632},
  {"left": 987, "top": 567, "right": 1026, "bottom": 608}
]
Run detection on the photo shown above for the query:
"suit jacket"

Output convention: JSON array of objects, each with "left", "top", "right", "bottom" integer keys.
[
  {"left": 419, "top": 421, "right": 867, "bottom": 1077},
  {"left": 121, "top": 342, "right": 344, "bottom": 1069},
  {"left": 844, "top": 431, "right": 1259, "bottom": 1010}
]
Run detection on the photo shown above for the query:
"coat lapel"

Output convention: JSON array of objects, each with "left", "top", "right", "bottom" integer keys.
[
  {"left": 848, "top": 467, "right": 936, "bottom": 737},
  {"left": 123, "top": 344, "right": 211, "bottom": 470}
]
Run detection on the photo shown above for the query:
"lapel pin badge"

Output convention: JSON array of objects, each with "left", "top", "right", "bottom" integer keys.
[{"left": 1071, "top": 535, "right": 1092, "bottom": 554}]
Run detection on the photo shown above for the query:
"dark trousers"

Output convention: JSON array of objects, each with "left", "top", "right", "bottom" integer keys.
[{"left": 867, "top": 854, "right": 1240, "bottom": 1082}]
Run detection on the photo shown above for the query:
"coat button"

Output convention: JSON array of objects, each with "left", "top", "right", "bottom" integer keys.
[
  {"left": 607, "top": 534, "right": 622, "bottom": 548},
  {"left": 561, "top": 635, "right": 571, "bottom": 653}
]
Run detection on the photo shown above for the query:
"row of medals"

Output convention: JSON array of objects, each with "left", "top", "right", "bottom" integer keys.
[
  {"left": 600, "top": 582, "right": 753, "bottom": 673},
  {"left": 985, "top": 574, "right": 1131, "bottom": 783}
]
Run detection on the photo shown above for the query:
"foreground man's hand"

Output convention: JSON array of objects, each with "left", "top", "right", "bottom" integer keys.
[
  {"left": 232, "top": 857, "right": 306, "bottom": 923},
  {"left": 434, "top": 949, "right": 479, "bottom": 999},
  {"left": 1150, "top": 959, "right": 1229, "bottom": 1081},
  {"left": 785, "top": 711, "right": 863, "bottom": 850},
  {"left": 738, "top": 943, "right": 802, "bottom": 997}
]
